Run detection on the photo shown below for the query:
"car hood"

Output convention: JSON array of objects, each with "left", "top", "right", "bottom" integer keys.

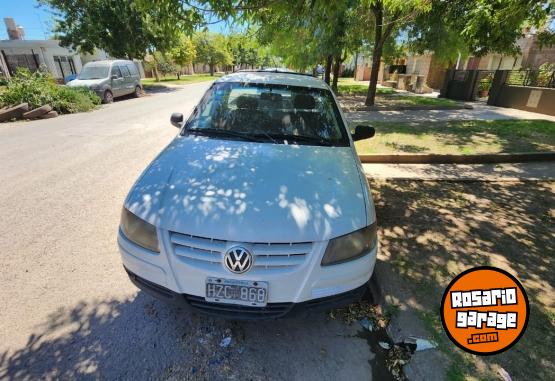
[
  {"left": 67, "top": 79, "right": 105, "bottom": 87},
  {"left": 125, "top": 135, "right": 368, "bottom": 243}
]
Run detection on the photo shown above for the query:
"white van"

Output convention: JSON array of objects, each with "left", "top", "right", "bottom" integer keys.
[
  {"left": 118, "top": 71, "right": 378, "bottom": 319},
  {"left": 68, "top": 60, "right": 142, "bottom": 103}
]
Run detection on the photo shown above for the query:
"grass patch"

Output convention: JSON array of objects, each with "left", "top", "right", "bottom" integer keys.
[
  {"left": 384, "top": 95, "right": 458, "bottom": 107},
  {"left": 141, "top": 74, "right": 219, "bottom": 85},
  {"left": 354, "top": 119, "right": 555, "bottom": 154},
  {"left": 337, "top": 83, "right": 395, "bottom": 96},
  {"left": 372, "top": 180, "right": 555, "bottom": 380}
]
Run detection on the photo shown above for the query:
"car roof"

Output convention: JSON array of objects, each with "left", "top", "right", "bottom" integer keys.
[
  {"left": 215, "top": 71, "right": 329, "bottom": 90},
  {"left": 84, "top": 60, "right": 133, "bottom": 66}
]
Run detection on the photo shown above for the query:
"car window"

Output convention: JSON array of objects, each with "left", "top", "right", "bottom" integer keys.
[
  {"left": 111, "top": 66, "right": 122, "bottom": 78},
  {"left": 184, "top": 82, "right": 349, "bottom": 147},
  {"left": 78, "top": 65, "right": 109, "bottom": 80},
  {"left": 120, "top": 65, "right": 131, "bottom": 77},
  {"left": 127, "top": 63, "right": 138, "bottom": 76}
]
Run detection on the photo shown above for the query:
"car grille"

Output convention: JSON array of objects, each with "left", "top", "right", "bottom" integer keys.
[
  {"left": 184, "top": 294, "right": 293, "bottom": 319},
  {"left": 169, "top": 231, "right": 312, "bottom": 274}
]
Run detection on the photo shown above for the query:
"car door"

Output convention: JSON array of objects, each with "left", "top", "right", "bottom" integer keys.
[
  {"left": 119, "top": 65, "right": 134, "bottom": 95},
  {"left": 126, "top": 63, "right": 141, "bottom": 89},
  {"left": 110, "top": 65, "right": 125, "bottom": 97}
]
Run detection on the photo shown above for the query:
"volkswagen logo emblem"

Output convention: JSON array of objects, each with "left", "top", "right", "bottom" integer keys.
[{"left": 224, "top": 246, "right": 253, "bottom": 274}]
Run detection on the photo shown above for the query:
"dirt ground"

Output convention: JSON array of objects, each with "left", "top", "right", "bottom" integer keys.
[{"left": 370, "top": 179, "right": 555, "bottom": 380}]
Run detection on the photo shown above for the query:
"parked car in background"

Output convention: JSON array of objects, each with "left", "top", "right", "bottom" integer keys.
[
  {"left": 118, "top": 70, "right": 378, "bottom": 319},
  {"left": 68, "top": 60, "right": 142, "bottom": 103}
]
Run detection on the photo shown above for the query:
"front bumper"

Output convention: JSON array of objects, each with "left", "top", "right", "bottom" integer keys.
[
  {"left": 118, "top": 228, "right": 377, "bottom": 319},
  {"left": 125, "top": 267, "right": 368, "bottom": 319}
]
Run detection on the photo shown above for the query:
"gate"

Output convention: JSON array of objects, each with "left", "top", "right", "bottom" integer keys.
[{"left": 440, "top": 70, "right": 495, "bottom": 101}]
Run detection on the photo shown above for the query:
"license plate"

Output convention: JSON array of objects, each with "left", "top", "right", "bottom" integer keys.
[{"left": 205, "top": 277, "right": 268, "bottom": 307}]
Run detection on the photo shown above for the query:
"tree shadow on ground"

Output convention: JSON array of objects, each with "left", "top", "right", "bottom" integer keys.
[
  {"left": 0, "top": 290, "right": 381, "bottom": 381},
  {"left": 354, "top": 120, "right": 555, "bottom": 155},
  {"left": 370, "top": 179, "right": 555, "bottom": 380}
]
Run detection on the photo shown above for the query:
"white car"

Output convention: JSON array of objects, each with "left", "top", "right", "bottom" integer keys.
[{"left": 118, "top": 71, "right": 377, "bottom": 319}]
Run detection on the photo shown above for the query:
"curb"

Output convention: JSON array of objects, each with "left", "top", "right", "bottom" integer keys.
[{"left": 359, "top": 152, "right": 555, "bottom": 164}]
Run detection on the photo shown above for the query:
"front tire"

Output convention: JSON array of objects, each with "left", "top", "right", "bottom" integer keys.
[
  {"left": 133, "top": 86, "right": 142, "bottom": 98},
  {"left": 103, "top": 90, "right": 114, "bottom": 104}
]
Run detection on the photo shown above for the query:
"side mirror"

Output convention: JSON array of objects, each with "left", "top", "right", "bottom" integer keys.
[
  {"left": 111, "top": 74, "right": 118, "bottom": 80},
  {"left": 170, "top": 112, "right": 184, "bottom": 128},
  {"left": 352, "top": 125, "right": 375, "bottom": 141}
]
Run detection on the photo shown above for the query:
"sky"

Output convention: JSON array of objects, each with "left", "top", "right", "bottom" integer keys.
[
  {"left": 0, "top": 0, "right": 238, "bottom": 41},
  {"left": 0, "top": 0, "right": 53, "bottom": 40}
]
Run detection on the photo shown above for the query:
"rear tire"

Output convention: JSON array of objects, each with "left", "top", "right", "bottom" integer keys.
[{"left": 103, "top": 90, "right": 114, "bottom": 104}]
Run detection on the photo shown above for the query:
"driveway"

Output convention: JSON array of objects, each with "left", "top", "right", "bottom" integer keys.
[{"left": 0, "top": 83, "right": 383, "bottom": 380}]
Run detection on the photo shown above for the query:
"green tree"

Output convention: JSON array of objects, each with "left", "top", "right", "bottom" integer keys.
[
  {"left": 170, "top": 33, "right": 197, "bottom": 78},
  {"left": 194, "top": 32, "right": 233, "bottom": 76},
  {"left": 40, "top": 0, "right": 151, "bottom": 59},
  {"left": 252, "top": 0, "right": 366, "bottom": 90},
  {"left": 406, "top": 0, "right": 553, "bottom": 64},
  {"left": 361, "top": 0, "right": 430, "bottom": 105}
]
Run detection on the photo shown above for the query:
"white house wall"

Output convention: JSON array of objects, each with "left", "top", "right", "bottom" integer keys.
[{"left": 0, "top": 40, "right": 82, "bottom": 79}]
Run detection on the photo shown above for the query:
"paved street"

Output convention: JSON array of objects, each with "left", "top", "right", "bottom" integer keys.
[{"left": 0, "top": 83, "right": 383, "bottom": 380}]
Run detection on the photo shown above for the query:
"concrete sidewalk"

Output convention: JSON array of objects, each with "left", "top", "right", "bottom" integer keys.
[
  {"left": 363, "top": 161, "right": 555, "bottom": 181},
  {"left": 347, "top": 102, "right": 555, "bottom": 123}
]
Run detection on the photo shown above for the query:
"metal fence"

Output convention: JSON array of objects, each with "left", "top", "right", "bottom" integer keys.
[{"left": 505, "top": 69, "right": 555, "bottom": 88}]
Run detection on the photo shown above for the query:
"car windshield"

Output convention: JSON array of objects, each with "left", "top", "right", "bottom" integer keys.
[
  {"left": 78, "top": 65, "right": 109, "bottom": 80},
  {"left": 183, "top": 82, "right": 350, "bottom": 146}
]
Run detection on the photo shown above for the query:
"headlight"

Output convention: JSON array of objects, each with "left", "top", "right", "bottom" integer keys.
[
  {"left": 120, "top": 208, "right": 159, "bottom": 252},
  {"left": 321, "top": 223, "right": 377, "bottom": 266}
]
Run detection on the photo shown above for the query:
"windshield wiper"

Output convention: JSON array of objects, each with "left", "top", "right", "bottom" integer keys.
[
  {"left": 262, "top": 133, "right": 333, "bottom": 146},
  {"left": 252, "top": 131, "right": 278, "bottom": 144},
  {"left": 187, "top": 128, "right": 262, "bottom": 142}
]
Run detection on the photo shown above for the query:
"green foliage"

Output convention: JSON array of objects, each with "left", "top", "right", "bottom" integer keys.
[
  {"left": 341, "top": 67, "right": 355, "bottom": 78},
  {"left": 338, "top": 83, "right": 395, "bottom": 95},
  {"left": 41, "top": 0, "right": 148, "bottom": 58},
  {"left": 157, "top": 60, "right": 176, "bottom": 77},
  {"left": 227, "top": 33, "right": 271, "bottom": 69},
  {"left": 40, "top": 0, "right": 202, "bottom": 58},
  {"left": 170, "top": 34, "right": 197, "bottom": 69},
  {"left": 406, "top": 0, "right": 553, "bottom": 60},
  {"left": 0, "top": 69, "right": 100, "bottom": 114},
  {"left": 193, "top": 32, "right": 233, "bottom": 74},
  {"left": 52, "top": 86, "right": 101, "bottom": 113},
  {"left": 251, "top": 0, "right": 369, "bottom": 71}
]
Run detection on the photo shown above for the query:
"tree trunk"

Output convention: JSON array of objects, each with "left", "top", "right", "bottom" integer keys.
[
  {"left": 366, "top": 5, "right": 383, "bottom": 106},
  {"left": 353, "top": 52, "right": 358, "bottom": 80},
  {"left": 151, "top": 55, "right": 160, "bottom": 82},
  {"left": 209, "top": 62, "right": 215, "bottom": 76},
  {"left": 324, "top": 55, "right": 332, "bottom": 84},
  {"left": 366, "top": 44, "right": 383, "bottom": 106},
  {"left": 331, "top": 56, "right": 342, "bottom": 93}
]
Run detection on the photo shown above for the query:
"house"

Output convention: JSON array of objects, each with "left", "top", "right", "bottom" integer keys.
[
  {"left": 0, "top": 38, "right": 83, "bottom": 80},
  {"left": 351, "top": 28, "right": 554, "bottom": 92},
  {"left": 0, "top": 18, "right": 82, "bottom": 81}
]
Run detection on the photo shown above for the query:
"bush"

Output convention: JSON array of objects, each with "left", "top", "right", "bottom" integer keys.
[
  {"left": 0, "top": 68, "right": 100, "bottom": 114},
  {"left": 341, "top": 67, "right": 354, "bottom": 78}
]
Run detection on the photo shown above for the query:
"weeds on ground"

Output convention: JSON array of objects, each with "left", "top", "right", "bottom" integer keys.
[{"left": 0, "top": 68, "right": 100, "bottom": 114}]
